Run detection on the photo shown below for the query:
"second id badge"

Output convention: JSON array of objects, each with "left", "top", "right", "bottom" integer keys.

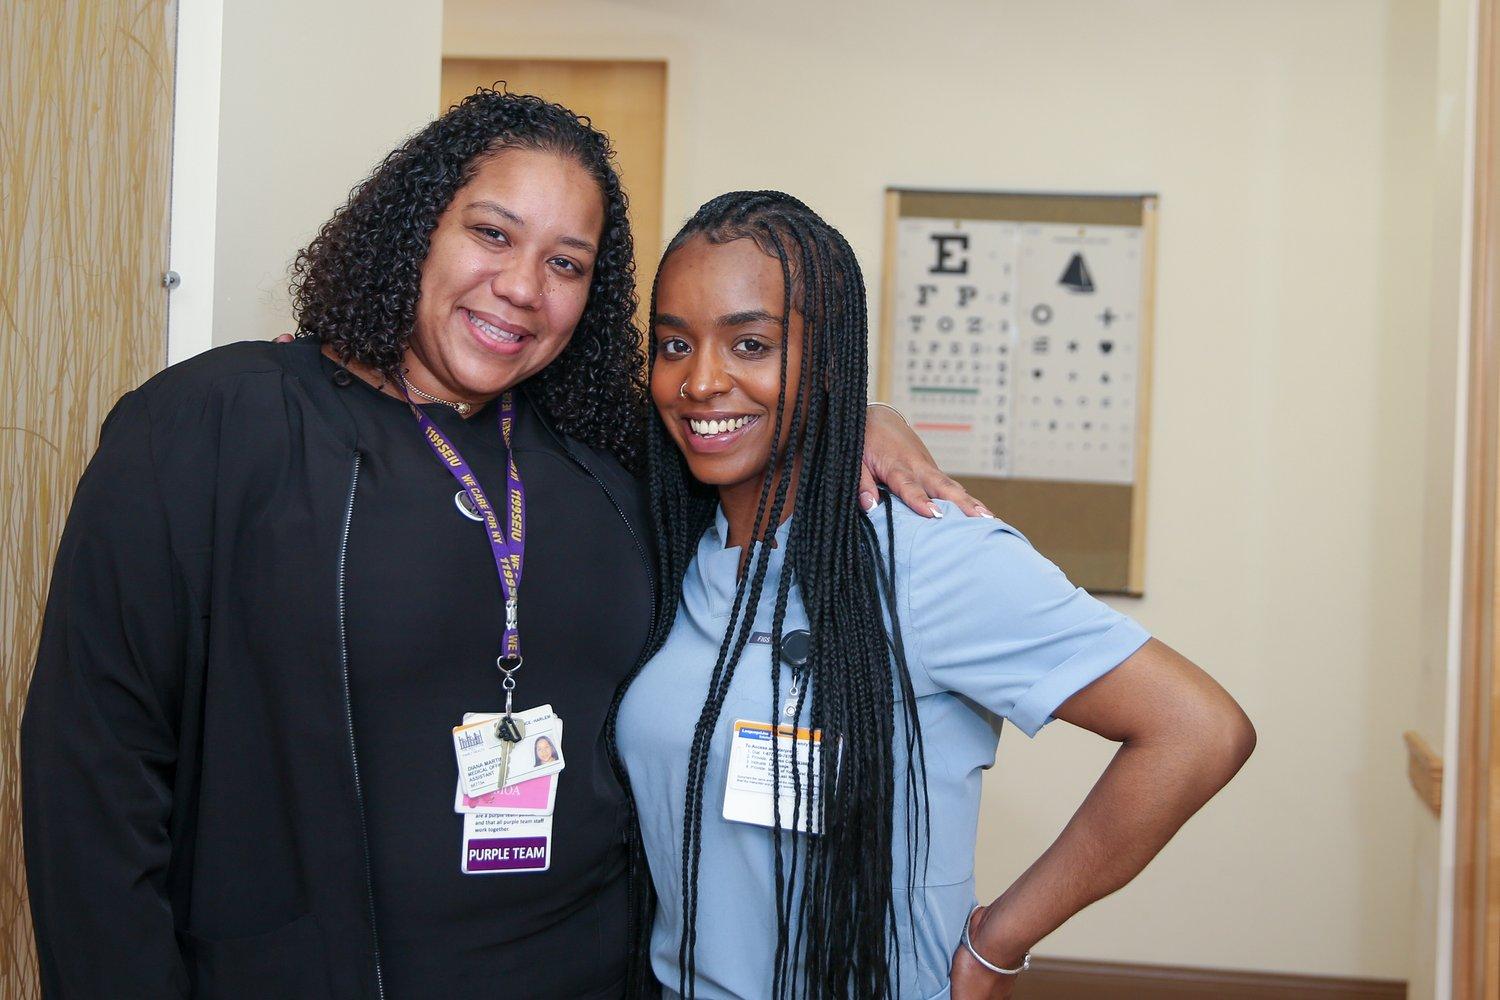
[
  {"left": 722, "top": 719, "right": 825, "bottom": 835},
  {"left": 461, "top": 811, "right": 552, "bottom": 874},
  {"left": 455, "top": 771, "right": 558, "bottom": 814}
]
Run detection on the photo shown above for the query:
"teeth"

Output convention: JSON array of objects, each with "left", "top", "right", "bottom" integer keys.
[
  {"left": 467, "top": 309, "right": 521, "bottom": 342},
  {"left": 689, "top": 416, "right": 753, "bottom": 436}
]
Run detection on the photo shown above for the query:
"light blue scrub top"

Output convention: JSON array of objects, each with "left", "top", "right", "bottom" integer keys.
[{"left": 616, "top": 500, "right": 1151, "bottom": 999}]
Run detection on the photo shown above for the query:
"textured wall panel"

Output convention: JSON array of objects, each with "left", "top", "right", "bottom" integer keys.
[{"left": 0, "top": 0, "right": 174, "bottom": 992}]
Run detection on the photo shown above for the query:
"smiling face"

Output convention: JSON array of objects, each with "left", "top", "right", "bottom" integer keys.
[
  {"left": 406, "top": 147, "right": 606, "bottom": 404},
  {"left": 651, "top": 235, "right": 806, "bottom": 525}
]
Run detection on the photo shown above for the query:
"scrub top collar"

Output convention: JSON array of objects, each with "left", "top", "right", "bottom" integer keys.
[
  {"left": 709, "top": 503, "right": 795, "bottom": 550},
  {"left": 692, "top": 505, "right": 797, "bottom": 621}
]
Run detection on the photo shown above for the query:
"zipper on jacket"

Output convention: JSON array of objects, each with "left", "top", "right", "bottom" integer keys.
[{"left": 338, "top": 452, "right": 386, "bottom": 1000}]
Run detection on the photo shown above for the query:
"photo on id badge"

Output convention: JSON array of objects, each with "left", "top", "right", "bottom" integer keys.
[{"left": 502, "top": 724, "right": 564, "bottom": 785}]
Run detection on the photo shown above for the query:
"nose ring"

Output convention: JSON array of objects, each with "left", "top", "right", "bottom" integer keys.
[{"left": 679, "top": 381, "right": 689, "bottom": 399}]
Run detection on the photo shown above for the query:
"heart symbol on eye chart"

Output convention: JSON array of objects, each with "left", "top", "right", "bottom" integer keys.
[{"left": 1099, "top": 340, "right": 1114, "bottom": 354}]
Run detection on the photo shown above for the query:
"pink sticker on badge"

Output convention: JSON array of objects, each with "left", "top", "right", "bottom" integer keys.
[{"left": 463, "top": 774, "right": 553, "bottom": 811}]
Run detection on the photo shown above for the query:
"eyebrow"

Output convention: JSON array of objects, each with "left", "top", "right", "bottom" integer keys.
[
  {"left": 557, "top": 235, "right": 598, "bottom": 255},
  {"left": 466, "top": 200, "right": 525, "bottom": 225},
  {"left": 465, "top": 200, "right": 598, "bottom": 256},
  {"left": 718, "top": 309, "right": 780, "bottom": 328},
  {"left": 653, "top": 309, "right": 782, "bottom": 332}
]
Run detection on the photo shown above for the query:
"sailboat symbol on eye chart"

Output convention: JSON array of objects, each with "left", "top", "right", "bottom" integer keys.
[{"left": 1058, "top": 253, "right": 1095, "bottom": 294}]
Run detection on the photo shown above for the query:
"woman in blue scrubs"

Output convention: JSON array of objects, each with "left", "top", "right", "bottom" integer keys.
[{"left": 613, "top": 192, "right": 1256, "bottom": 999}]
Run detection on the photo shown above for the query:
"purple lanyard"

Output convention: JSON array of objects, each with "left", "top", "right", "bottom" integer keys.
[{"left": 403, "top": 386, "right": 527, "bottom": 696}]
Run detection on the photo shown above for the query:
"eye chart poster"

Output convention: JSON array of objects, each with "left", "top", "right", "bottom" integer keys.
[{"left": 878, "top": 191, "right": 1157, "bottom": 594}]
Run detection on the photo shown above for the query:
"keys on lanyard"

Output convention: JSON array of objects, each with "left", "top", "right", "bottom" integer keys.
[
  {"left": 495, "top": 644, "right": 524, "bottom": 745},
  {"left": 400, "top": 382, "right": 567, "bottom": 874}
]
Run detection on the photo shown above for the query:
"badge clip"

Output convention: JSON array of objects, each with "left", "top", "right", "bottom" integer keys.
[
  {"left": 496, "top": 653, "right": 524, "bottom": 740},
  {"left": 779, "top": 629, "right": 812, "bottom": 719}
]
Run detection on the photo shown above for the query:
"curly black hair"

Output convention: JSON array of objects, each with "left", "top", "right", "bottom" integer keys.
[{"left": 290, "top": 87, "right": 648, "bottom": 470}]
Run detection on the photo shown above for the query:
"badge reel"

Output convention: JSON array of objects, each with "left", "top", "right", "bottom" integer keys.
[
  {"left": 724, "top": 629, "right": 826, "bottom": 836},
  {"left": 779, "top": 629, "right": 811, "bottom": 720}
]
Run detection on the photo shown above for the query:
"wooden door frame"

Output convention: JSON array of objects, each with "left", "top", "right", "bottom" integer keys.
[{"left": 1458, "top": 0, "right": 1500, "bottom": 994}]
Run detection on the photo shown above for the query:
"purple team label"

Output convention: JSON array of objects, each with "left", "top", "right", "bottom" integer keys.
[{"left": 466, "top": 836, "right": 549, "bottom": 872}]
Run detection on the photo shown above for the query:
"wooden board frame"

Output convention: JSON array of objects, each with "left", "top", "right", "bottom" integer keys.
[
  {"left": 1457, "top": 1, "right": 1500, "bottom": 994},
  {"left": 878, "top": 189, "right": 1158, "bottom": 595}
]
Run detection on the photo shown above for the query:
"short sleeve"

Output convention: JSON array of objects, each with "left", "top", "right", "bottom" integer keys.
[{"left": 902, "top": 513, "right": 1150, "bottom": 737}]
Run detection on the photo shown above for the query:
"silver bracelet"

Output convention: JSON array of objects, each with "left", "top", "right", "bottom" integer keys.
[
  {"left": 867, "top": 400, "right": 908, "bottom": 424},
  {"left": 961, "top": 905, "right": 1031, "bottom": 976}
]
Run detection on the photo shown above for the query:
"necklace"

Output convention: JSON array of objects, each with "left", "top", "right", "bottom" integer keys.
[{"left": 400, "top": 373, "right": 474, "bottom": 416}]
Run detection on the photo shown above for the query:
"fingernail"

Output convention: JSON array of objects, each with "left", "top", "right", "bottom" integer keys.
[
  {"left": 928, "top": 502, "right": 945, "bottom": 518},
  {"left": 861, "top": 492, "right": 877, "bottom": 511},
  {"left": 977, "top": 506, "right": 995, "bottom": 519}
]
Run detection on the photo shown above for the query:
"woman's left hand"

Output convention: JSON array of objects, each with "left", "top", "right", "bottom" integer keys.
[
  {"left": 948, "top": 906, "right": 1020, "bottom": 1000},
  {"left": 861, "top": 405, "right": 993, "bottom": 518}
]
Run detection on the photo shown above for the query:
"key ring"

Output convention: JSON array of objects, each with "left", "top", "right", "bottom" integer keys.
[{"left": 496, "top": 655, "right": 523, "bottom": 717}]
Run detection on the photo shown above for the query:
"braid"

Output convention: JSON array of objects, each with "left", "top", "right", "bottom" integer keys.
[{"left": 620, "top": 190, "right": 929, "bottom": 998}]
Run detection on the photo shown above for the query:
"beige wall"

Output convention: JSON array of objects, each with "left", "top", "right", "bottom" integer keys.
[
  {"left": 443, "top": 0, "right": 1467, "bottom": 983},
  {"left": 211, "top": 0, "right": 445, "bottom": 347}
]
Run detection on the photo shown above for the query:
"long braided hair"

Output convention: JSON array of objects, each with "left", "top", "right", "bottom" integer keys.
[{"left": 617, "top": 191, "right": 929, "bottom": 998}]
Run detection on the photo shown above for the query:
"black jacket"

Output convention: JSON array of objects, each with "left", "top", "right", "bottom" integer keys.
[{"left": 21, "top": 340, "right": 654, "bottom": 999}]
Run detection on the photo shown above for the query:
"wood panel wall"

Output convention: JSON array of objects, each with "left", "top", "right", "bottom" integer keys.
[
  {"left": 0, "top": 0, "right": 174, "bottom": 991},
  {"left": 1460, "top": 1, "right": 1500, "bottom": 996}
]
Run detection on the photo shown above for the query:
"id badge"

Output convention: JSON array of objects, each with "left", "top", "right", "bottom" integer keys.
[
  {"left": 451, "top": 715, "right": 519, "bottom": 798},
  {"left": 460, "top": 709, "right": 565, "bottom": 791},
  {"left": 452, "top": 704, "right": 564, "bottom": 797},
  {"left": 461, "top": 811, "right": 552, "bottom": 874},
  {"left": 722, "top": 720, "right": 824, "bottom": 835}
]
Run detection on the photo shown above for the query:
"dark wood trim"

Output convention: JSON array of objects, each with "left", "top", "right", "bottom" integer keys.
[
  {"left": 1459, "top": 0, "right": 1500, "bottom": 996},
  {"left": 1013, "top": 957, "right": 1406, "bottom": 1000}
]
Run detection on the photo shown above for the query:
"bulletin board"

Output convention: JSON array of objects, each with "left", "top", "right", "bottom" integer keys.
[{"left": 877, "top": 190, "right": 1158, "bottom": 595}]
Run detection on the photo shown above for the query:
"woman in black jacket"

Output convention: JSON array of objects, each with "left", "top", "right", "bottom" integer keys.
[{"left": 20, "top": 90, "right": 977, "bottom": 999}]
